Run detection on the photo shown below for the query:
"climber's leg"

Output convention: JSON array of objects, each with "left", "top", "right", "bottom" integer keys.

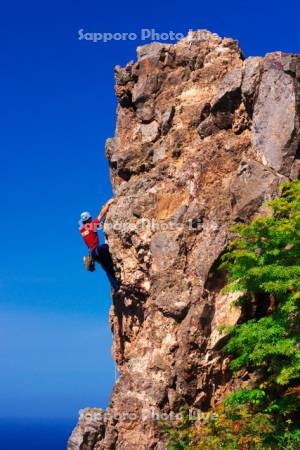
[
  {"left": 106, "top": 272, "right": 120, "bottom": 291},
  {"left": 91, "top": 244, "right": 120, "bottom": 290}
]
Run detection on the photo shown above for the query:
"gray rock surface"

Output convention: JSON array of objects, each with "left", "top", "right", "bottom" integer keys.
[
  {"left": 68, "top": 409, "right": 105, "bottom": 450},
  {"left": 252, "top": 53, "right": 298, "bottom": 174}
]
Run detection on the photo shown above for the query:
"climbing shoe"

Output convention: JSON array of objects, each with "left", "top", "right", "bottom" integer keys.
[{"left": 83, "top": 255, "right": 96, "bottom": 272}]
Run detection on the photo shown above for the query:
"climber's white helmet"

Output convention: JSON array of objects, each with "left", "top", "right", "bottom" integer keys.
[{"left": 80, "top": 211, "right": 92, "bottom": 223}]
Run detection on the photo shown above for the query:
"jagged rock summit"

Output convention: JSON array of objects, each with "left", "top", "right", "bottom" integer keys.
[{"left": 68, "top": 30, "right": 300, "bottom": 449}]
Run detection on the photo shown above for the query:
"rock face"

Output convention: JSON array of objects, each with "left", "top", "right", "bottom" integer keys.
[
  {"left": 69, "top": 30, "right": 300, "bottom": 450},
  {"left": 68, "top": 409, "right": 105, "bottom": 450}
]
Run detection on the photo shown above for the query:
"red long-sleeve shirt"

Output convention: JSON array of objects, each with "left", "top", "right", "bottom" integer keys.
[{"left": 80, "top": 218, "right": 101, "bottom": 250}]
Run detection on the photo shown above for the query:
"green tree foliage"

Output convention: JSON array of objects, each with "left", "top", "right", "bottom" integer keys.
[
  {"left": 162, "top": 180, "right": 300, "bottom": 449},
  {"left": 160, "top": 407, "right": 194, "bottom": 450},
  {"left": 161, "top": 402, "right": 277, "bottom": 449},
  {"left": 220, "top": 180, "right": 300, "bottom": 389}
]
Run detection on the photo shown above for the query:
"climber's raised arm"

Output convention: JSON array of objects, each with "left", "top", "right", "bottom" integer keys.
[{"left": 97, "top": 198, "right": 114, "bottom": 222}]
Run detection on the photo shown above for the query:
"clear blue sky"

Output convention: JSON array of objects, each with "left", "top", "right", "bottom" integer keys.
[{"left": 0, "top": 0, "right": 299, "bottom": 420}]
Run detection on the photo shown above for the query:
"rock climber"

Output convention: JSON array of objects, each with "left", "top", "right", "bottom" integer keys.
[{"left": 79, "top": 199, "right": 120, "bottom": 291}]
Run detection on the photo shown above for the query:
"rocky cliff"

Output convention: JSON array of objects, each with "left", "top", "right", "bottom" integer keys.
[{"left": 68, "top": 30, "right": 300, "bottom": 450}]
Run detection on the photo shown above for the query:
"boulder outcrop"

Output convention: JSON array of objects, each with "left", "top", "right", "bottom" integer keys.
[{"left": 69, "top": 30, "right": 300, "bottom": 450}]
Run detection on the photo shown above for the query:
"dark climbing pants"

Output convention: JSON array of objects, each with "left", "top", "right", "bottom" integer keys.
[{"left": 91, "top": 244, "right": 120, "bottom": 290}]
